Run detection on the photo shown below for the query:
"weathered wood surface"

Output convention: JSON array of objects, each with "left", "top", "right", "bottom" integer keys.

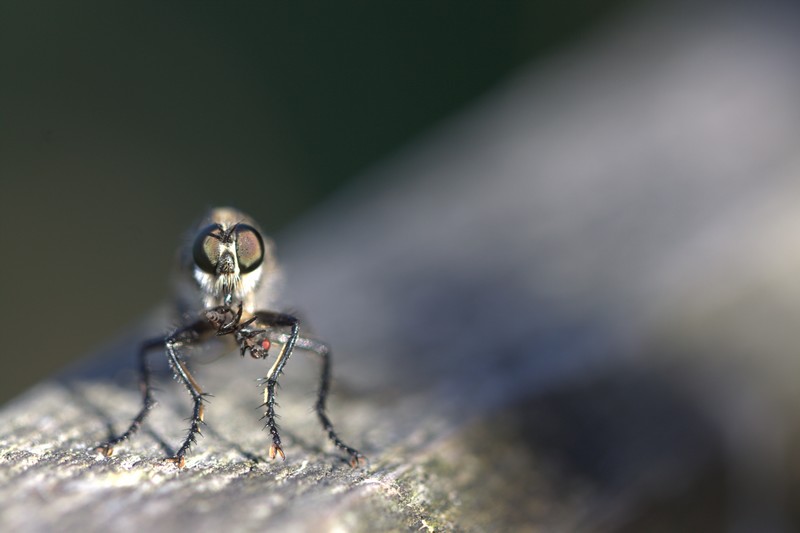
[{"left": 4, "top": 2, "right": 800, "bottom": 531}]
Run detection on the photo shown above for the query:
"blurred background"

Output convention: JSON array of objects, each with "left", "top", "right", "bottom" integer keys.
[{"left": 0, "top": 0, "right": 632, "bottom": 405}]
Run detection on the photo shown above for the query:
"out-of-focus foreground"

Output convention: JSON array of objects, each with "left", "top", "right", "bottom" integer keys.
[{"left": 3, "top": 1, "right": 800, "bottom": 531}]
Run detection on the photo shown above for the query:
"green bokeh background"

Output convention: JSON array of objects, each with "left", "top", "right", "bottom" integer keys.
[{"left": 0, "top": 1, "right": 635, "bottom": 404}]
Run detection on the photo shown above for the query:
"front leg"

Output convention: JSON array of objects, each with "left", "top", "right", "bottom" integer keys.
[
  {"left": 95, "top": 320, "right": 213, "bottom": 467},
  {"left": 254, "top": 311, "right": 300, "bottom": 461},
  {"left": 206, "top": 304, "right": 270, "bottom": 359},
  {"left": 269, "top": 332, "right": 365, "bottom": 467},
  {"left": 164, "top": 334, "right": 211, "bottom": 468}
]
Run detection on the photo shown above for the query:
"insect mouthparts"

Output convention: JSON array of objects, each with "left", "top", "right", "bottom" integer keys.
[{"left": 217, "top": 252, "right": 235, "bottom": 274}]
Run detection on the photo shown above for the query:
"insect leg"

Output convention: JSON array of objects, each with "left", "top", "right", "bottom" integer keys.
[
  {"left": 95, "top": 337, "right": 163, "bottom": 457},
  {"left": 292, "top": 336, "right": 365, "bottom": 467},
  {"left": 254, "top": 311, "right": 299, "bottom": 461},
  {"left": 164, "top": 333, "right": 211, "bottom": 468}
]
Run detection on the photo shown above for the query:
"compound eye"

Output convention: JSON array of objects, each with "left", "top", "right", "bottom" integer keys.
[
  {"left": 192, "top": 225, "right": 221, "bottom": 274},
  {"left": 235, "top": 224, "right": 264, "bottom": 273}
]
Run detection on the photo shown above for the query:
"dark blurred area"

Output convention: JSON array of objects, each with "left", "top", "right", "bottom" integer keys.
[{"left": 0, "top": 1, "right": 631, "bottom": 404}]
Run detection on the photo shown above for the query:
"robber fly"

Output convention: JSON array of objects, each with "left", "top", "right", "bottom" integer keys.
[{"left": 95, "top": 207, "right": 364, "bottom": 468}]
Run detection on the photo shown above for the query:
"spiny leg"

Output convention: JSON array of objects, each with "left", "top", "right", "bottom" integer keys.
[
  {"left": 255, "top": 311, "right": 300, "bottom": 461},
  {"left": 165, "top": 338, "right": 209, "bottom": 468},
  {"left": 268, "top": 332, "right": 365, "bottom": 466},
  {"left": 96, "top": 337, "right": 163, "bottom": 457}
]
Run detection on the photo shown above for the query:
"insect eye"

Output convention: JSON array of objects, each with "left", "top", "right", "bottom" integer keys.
[
  {"left": 192, "top": 225, "right": 221, "bottom": 274},
  {"left": 235, "top": 224, "right": 264, "bottom": 273}
]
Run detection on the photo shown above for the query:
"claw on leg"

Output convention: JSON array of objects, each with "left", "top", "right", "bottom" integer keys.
[
  {"left": 269, "top": 443, "right": 285, "bottom": 461},
  {"left": 166, "top": 456, "right": 186, "bottom": 469},
  {"left": 349, "top": 453, "right": 366, "bottom": 468},
  {"left": 96, "top": 445, "right": 115, "bottom": 457}
]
